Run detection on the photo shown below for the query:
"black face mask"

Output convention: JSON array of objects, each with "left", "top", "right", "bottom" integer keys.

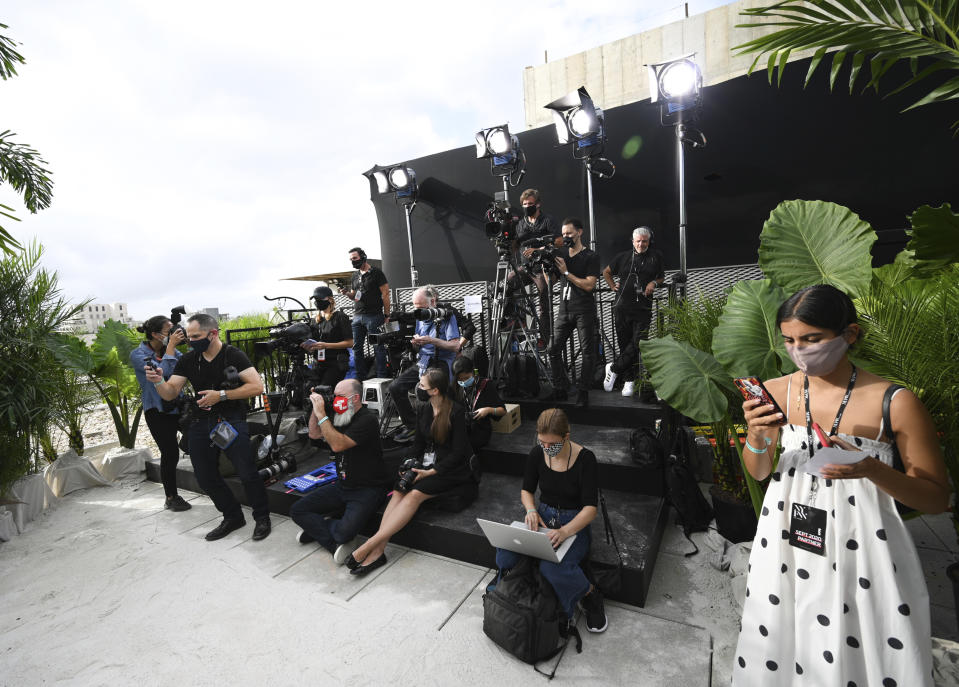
[
  {"left": 563, "top": 236, "right": 575, "bottom": 248},
  {"left": 351, "top": 258, "right": 364, "bottom": 269},
  {"left": 415, "top": 387, "right": 431, "bottom": 402},
  {"left": 524, "top": 205, "right": 538, "bottom": 218},
  {"left": 314, "top": 299, "right": 330, "bottom": 310}
]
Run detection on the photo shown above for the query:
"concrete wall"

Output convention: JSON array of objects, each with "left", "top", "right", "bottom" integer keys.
[{"left": 522, "top": 0, "right": 809, "bottom": 129}]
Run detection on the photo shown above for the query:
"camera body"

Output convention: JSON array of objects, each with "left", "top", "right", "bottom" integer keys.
[
  {"left": 525, "top": 236, "right": 559, "bottom": 274},
  {"left": 254, "top": 320, "right": 313, "bottom": 357},
  {"left": 307, "top": 384, "right": 335, "bottom": 414},
  {"left": 485, "top": 192, "right": 518, "bottom": 247},
  {"left": 395, "top": 457, "right": 423, "bottom": 493},
  {"left": 220, "top": 365, "right": 242, "bottom": 391},
  {"left": 170, "top": 305, "right": 188, "bottom": 341}
]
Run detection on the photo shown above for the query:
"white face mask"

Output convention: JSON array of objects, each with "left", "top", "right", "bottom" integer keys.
[{"left": 785, "top": 334, "right": 850, "bottom": 376}]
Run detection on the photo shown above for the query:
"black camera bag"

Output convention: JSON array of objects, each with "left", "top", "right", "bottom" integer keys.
[{"left": 628, "top": 426, "right": 665, "bottom": 470}]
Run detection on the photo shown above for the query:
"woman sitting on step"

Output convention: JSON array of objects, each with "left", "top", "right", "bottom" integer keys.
[{"left": 494, "top": 407, "right": 608, "bottom": 634}]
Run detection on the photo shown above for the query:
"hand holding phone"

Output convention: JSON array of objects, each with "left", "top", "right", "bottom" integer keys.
[
  {"left": 734, "top": 376, "right": 786, "bottom": 425},
  {"left": 812, "top": 422, "right": 832, "bottom": 447}
]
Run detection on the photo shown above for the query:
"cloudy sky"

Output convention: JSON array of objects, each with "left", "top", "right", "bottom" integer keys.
[{"left": 1, "top": 0, "right": 729, "bottom": 321}]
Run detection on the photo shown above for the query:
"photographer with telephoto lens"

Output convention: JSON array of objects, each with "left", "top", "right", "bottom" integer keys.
[
  {"left": 146, "top": 313, "right": 272, "bottom": 542},
  {"left": 290, "top": 378, "right": 388, "bottom": 564},
  {"left": 131, "top": 315, "right": 189, "bottom": 512},
  {"left": 601, "top": 227, "right": 664, "bottom": 398},
  {"left": 303, "top": 286, "right": 353, "bottom": 388}
]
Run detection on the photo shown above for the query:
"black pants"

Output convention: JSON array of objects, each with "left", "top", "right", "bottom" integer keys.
[
  {"left": 610, "top": 307, "right": 652, "bottom": 382},
  {"left": 311, "top": 360, "right": 346, "bottom": 388},
  {"left": 144, "top": 408, "right": 181, "bottom": 498},
  {"left": 549, "top": 307, "right": 597, "bottom": 392},
  {"left": 389, "top": 364, "right": 421, "bottom": 428}
]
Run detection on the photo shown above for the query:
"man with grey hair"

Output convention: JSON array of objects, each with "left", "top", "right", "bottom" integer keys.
[
  {"left": 388, "top": 285, "right": 461, "bottom": 442},
  {"left": 290, "top": 378, "right": 388, "bottom": 565},
  {"left": 147, "top": 313, "right": 272, "bottom": 541},
  {"left": 601, "top": 227, "right": 665, "bottom": 397}
]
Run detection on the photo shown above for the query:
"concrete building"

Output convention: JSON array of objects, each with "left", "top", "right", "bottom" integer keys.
[{"left": 60, "top": 302, "right": 135, "bottom": 335}]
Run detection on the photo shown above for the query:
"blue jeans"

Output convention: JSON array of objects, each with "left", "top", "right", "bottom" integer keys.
[
  {"left": 289, "top": 481, "right": 385, "bottom": 553},
  {"left": 352, "top": 313, "right": 388, "bottom": 379},
  {"left": 187, "top": 414, "right": 270, "bottom": 522},
  {"left": 495, "top": 503, "right": 592, "bottom": 618}
]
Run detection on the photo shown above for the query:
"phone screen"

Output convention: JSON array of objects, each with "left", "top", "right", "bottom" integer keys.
[{"left": 733, "top": 376, "right": 786, "bottom": 424}]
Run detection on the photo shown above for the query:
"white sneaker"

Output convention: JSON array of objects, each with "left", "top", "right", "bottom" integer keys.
[
  {"left": 333, "top": 537, "right": 359, "bottom": 566},
  {"left": 603, "top": 363, "right": 618, "bottom": 392},
  {"left": 621, "top": 381, "right": 635, "bottom": 397}
]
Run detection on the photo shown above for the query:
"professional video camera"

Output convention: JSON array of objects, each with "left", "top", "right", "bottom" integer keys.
[
  {"left": 484, "top": 191, "right": 518, "bottom": 248},
  {"left": 254, "top": 320, "right": 313, "bottom": 357},
  {"left": 367, "top": 311, "right": 416, "bottom": 347},
  {"left": 524, "top": 236, "right": 560, "bottom": 274}
]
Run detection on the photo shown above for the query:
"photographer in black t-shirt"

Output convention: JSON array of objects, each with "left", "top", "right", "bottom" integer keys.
[
  {"left": 452, "top": 355, "right": 506, "bottom": 452},
  {"left": 341, "top": 247, "right": 390, "bottom": 380},
  {"left": 601, "top": 227, "right": 665, "bottom": 398},
  {"left": 289, "top": 378, "right": 388, "bottom": 565},
  {"left": 510, "top": 188, "right": 561, "bottom": 335},
  {"left": 302, "top": 286, "right": 353, "bottom": 388},
  {"left": 549, "top": 217, "right": 601, "bottom": 407},
  {"left": 147, "top": 313, "right": 272, "bottom": 542}
]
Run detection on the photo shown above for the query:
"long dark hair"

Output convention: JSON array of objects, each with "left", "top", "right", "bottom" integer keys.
[
  {"left": 137, "top": 315, "right": 169, "bottom": 341},
  {"left": 776, "top": 284, "right": 860, "bottom": 338},
  {"left": 423, "top": 366, "right": 453, "bottom": 445}
]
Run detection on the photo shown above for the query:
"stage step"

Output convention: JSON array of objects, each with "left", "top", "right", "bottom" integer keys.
[
  {"left": 501, "top": 388, "right": 663, "bottom": 428},
  {"left": 148, "top": 443, "right": 669, "bottom": 607}
]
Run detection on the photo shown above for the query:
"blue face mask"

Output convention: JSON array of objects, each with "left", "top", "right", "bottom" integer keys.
[
  {"left": 189, "top": 335, "right": 211, "bottom": 354},
  {"left": 457, "top": 376, "right": 475, "bottom": 389}
]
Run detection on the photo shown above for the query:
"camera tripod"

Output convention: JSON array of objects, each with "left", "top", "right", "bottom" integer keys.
[{"left": 488, "top": 247, "right": 553, "bottom": 386}]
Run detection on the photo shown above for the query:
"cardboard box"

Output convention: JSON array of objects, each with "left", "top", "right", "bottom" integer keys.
[{"left": 491, "top": 403, "right": 521, "bottom": 434}]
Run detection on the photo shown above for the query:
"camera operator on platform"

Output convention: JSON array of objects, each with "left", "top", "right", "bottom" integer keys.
[
  {"left": 389, "top": 285, "right": 462, "bottom": 443},
  {"left": 601, "top": 227, "right": 664, "bottom": 398},
  {"left": 549, "top": 218, "right": 601, "bottom": 408},
  {"left": 302, "top": 286, "right": 353, "bottom": 388},
  {"left": 340, "top": 247, "right": 390, "bottom": 380},
  {"left": 146, "top": 313, "right": 272, "bottom": 542},
  {"left": 512, "top": 188, "right": 561, "bottom": 334},
  {"left": 452, "top": 355, "right": 506, "bottom": 453},
  {"left": 290, "top": 378, "right": 388, "bottom": 565}
]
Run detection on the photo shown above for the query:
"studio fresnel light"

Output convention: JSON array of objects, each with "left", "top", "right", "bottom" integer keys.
[
  {"left": 363, "top": 162, "right": 420, "bottom": 286},
  {"left": 475, "top": 124, "right": 524, "bottom": 177},
  {"left": 545, "top": 86, "right": 606, "bottom": 158}
]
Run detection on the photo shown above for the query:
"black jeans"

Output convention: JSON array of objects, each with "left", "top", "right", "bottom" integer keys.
[
  {"left": 289, "top": 482, "right": 385, "bottom": 553},
  {"left": 187, "top": 414, "right": 270, "bottom": 522},
  {"left": 610, "top": 307, "right": 652, "bottom": 382},
  {"left": 144, "top": 408, "right": 181, "bottom": 498},
  {"left": 549, "top": 307, "right": 598, "bottom": 392},
  {"left": 389, "top": 364, "right": 420, "bottom": 428}
]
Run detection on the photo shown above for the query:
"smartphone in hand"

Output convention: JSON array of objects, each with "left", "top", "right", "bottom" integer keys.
[
  {"left": 812, "top": 422, "right": 832, "bottom": 447},
  {"left": 734, "top": 376, "right": 786, "bottom": 425}
]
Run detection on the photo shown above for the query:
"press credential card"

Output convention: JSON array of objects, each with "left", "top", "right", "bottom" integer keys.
[{"left": 799, "top": 446, "right": 866, "bottom": 476}]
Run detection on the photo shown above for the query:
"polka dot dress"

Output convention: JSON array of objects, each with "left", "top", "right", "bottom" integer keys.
[{"left": 732, "top": 426, "right": 932, "bottom": 686}]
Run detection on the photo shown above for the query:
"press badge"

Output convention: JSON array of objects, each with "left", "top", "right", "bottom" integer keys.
[
  {"left": 422, "top": 452, "right": 436, "bottom": 467},
  {"left": 354, "top": 289, "right": 363, "bottom": 301},
  {"left": 316, "top": 349, "right": 325, "bottom": 361},
  {"left": 789, "top": 503, "right": 827, "bottom": 556}
]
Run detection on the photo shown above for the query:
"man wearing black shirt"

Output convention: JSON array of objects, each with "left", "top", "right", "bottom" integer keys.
[
  {"left": 342, "top": 247, "right": 390, "bottom": 380},
  {"left": 290, "top": 379, "right": 387, "bottom": 564},
  {"left": 147, "top": 314, "right": 271, "bottom": 541},
  {"left": 452, "top": 355, "right": 506, "bottom": 452},
  {"left": 601, "top": 227, "right": 665, "bottom": 397},
  {"left": 512, "top": 189, "right": 561, "bottom": 335},
  {"left": 549, "top": 217, "right": 601, "bottom": 407}
]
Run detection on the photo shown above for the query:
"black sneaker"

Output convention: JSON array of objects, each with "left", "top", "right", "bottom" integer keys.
[
  {"left": 204, "top": 517, "right": 245, "bottom": 541},
  {"left": 580, "top": 588, "right": 608, "bottom": 633},
  {"left": 164, "top": 495, "right": 192, "bottom": 512},
  {"left": 252, "top": 518, "right": 271, "bottom": 541}
]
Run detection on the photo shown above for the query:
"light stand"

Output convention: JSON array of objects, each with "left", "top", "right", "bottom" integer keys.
[{"left": 362, "top": 163, "right": 419, "bottom": 287}]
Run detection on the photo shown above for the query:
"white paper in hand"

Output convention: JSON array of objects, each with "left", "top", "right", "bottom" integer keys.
[{"left": 800, "top": 446, "right": 865, "bottom": 476}]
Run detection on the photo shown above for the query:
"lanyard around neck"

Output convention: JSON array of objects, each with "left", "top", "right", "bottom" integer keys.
[{"left": 803, "top": 365, "right": 857, "bottom": 459}]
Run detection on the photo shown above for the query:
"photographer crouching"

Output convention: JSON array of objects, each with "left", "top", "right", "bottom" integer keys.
[
  {"left": 290, "top": 379, "right": 388, "bottom": 564},
  {"left": 146, "top": 314, "right": 272, "bottom": 541},
  {"left": 389, "top": 286, "right": 464, "bottom": 443}
]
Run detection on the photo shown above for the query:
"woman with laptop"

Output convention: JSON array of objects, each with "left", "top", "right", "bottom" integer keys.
[{"left": 494, "top": 408, "right": 608, "bottom": 634}]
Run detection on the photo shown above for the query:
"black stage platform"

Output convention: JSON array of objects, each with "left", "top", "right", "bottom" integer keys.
[{"left": 146, "top": 389, "right": 670, "bottom": 607}]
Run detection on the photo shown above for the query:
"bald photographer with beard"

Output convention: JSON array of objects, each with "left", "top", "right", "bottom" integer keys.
[{"left": 290, "top": 378, "right": 388, "bottom": 565}]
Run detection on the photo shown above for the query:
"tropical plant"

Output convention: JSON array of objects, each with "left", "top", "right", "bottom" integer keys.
[
  {"left": 53, "top": 320, "right": 144, "bottom": 449},
  {"left": 0, "top": 23, "right": 54, "bottom": 255},
  {"left": 47, "top": 366, "right": 100, "bottom": 456},
  {"left": 735, "top": 0, "right": 959, "bottom": 131},
  {"left": 0, "top": 242, "right": 83, "bottom": 496}
]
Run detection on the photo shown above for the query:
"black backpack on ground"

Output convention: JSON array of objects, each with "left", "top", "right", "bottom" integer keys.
[
  {"left": 502, "top": 352, "right": 540, "bottom": 399},
  {"left": 483, "top": 557, "right": 582, "bottom": 676},
  {"left": 664, "top": 443, "right": 714, "bottom": 556},
  {"left": 628, "top": 426, "right": 665, "bottom": 470}
]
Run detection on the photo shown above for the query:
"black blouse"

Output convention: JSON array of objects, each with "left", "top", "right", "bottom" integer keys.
[
  {"left": 412, "top": 401, "right": 471, "bottom": 479},
  {"left": 522, "top": 445, "right": 598, "bottom": 510}
]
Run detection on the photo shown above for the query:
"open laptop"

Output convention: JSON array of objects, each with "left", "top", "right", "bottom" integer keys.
[{"left": 476, "top": 518, "right": 577, "bottom": 563}]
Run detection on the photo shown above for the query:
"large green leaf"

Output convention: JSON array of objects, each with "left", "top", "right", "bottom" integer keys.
[
  {"left": 906, "top": 203, "right": 959, "bottom": 276},
  {"left": 639, "top": 335, "right": 735, "bottom": 423},
  {"left": 713, "top": 279, "right": 797, "bottom": 379},
  {"left": 759, "top": 199, "right": 876, "bottom": 297},
  {"left": 93, "top": 319, "right": 137, "bottom": 364}
]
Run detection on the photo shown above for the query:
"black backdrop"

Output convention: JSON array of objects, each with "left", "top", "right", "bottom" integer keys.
[{"left": 367, "top": 58, "right": 959, "bottom": 288}]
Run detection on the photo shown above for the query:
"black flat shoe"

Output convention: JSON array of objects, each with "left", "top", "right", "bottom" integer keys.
[
  {"left": 349, "top": 553, "right": 387, "bottom": 576},
  {"left": 205, "top": 517, "right": 246, "bottom": 541},
  {"left": 345, "top": 553, "right": 361, "bottom": 570},
  {"left": 251, "top": 519, "right": 271, "bottom": 541}
]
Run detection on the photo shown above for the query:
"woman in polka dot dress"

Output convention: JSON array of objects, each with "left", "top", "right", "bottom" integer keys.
[{"left": 732, "top": 285, "right": 951, "bottom": 687}]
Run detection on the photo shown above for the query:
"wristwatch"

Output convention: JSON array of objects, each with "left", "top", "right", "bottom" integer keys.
[{"left": 219, "top": 390, "right": 227, "bottom": 402}]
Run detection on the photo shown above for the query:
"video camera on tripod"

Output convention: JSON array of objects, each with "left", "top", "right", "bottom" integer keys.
[
  {"left": 253, "top": 320, "right": 314, "bottom": 357},
  {"left": 523, "top": 235, "right": 560, "bottom": 274},
  {"left": 485, "top": 191, "right": 519, "bottom": 253}
]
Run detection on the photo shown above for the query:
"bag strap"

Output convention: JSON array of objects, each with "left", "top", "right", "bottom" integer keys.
[
  {"left": 597, "top": 488, "right": 625, "bottom": 568},
  {"left": 533, "top": 626, "right": 582, "bottom": 679},
  {"left": 882, "top": 384, "right": 904, "bottom": 441}
]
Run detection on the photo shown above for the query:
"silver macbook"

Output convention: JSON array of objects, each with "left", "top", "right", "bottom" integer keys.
[{"left": 476, "top": 518, "right": 577, "bottom": 563}]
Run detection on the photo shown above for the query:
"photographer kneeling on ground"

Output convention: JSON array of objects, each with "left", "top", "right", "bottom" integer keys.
[
  {"left": 452, "top": 355, "right": 506, "bottom": 453},
  {"left": 146, "top": 313, "right": 272, "bottom": 541},
  {"left": 493, "top": 408, "right": 607, "bottom": 634},
  {"left": 290, "top": 379, "right": 388, "bottom": 564},
  {"left": 349, "top": 367, "right": 472, "bottom": 576},
  {"left": 131, "top": 315, "right": 190, "bottom": 512}
]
